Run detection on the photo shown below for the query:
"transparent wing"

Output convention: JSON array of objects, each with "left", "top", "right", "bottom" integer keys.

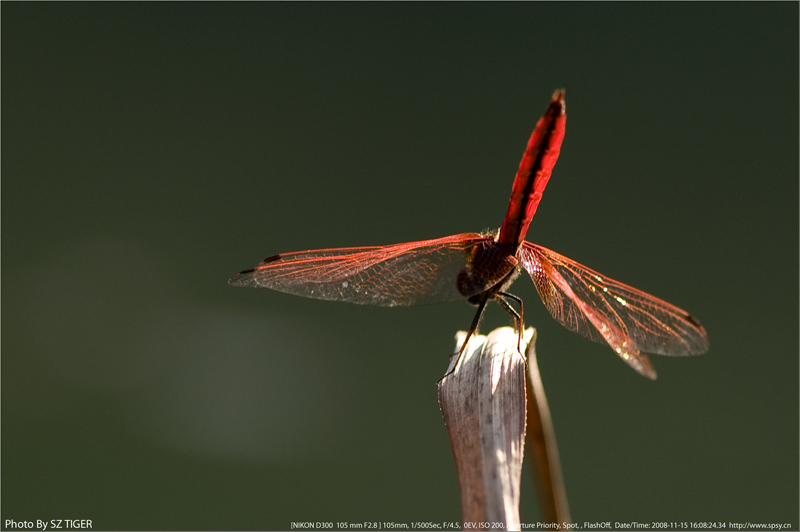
[
  {"left": 520, "top": 242, "right": 709, "bottom": 379},
  {"left": 230, "top": 233, "right": 493, "bottom": 307}
]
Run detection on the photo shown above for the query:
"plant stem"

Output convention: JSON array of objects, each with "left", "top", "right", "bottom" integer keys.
[{"left": 524, "top": 330, "right": 571, "bottom": 524}]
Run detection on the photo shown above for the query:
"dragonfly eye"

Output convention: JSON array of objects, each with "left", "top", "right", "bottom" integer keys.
[{"left": 456, "top": 266, "right": 480, "bottom": 299}]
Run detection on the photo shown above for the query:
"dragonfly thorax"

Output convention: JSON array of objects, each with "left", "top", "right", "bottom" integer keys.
[{"left": 456, "top": 241, "right": 520, "bottom": 304}]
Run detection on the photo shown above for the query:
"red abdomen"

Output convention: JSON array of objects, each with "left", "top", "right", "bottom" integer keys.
[{"left": 498, "top": 90, "right": 567, "bottom": 250}]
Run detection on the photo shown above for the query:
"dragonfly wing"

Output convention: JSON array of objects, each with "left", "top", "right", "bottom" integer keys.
[
  {"left": 230, "top": 233, "right": 493, "bottom": 307},
  {"left": 520, "top": 242, "right": 709, "bottom": 379}
]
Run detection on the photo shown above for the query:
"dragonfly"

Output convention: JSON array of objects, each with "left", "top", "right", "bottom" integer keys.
[{"left": 230, "top": 90, "right": 709, "bottom": 379}]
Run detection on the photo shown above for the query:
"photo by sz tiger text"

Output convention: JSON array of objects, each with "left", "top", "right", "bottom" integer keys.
[{"left": 4, "top": 519, "right": 93, "bottom": 530}]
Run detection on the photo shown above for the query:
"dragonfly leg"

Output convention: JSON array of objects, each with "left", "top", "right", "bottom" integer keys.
[
  {"left": 441, "top": 297, "right": 490, "bottom": 379},
  {"left": 497, "top": 291, "right": 524, "bottom": 354}
]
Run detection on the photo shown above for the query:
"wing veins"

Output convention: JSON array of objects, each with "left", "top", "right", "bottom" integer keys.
[
  {"left": 231, "top": 233, "right": 491, "bottom": 306},
  {"left": 521, "top": 242, "right": 708, "bottom": 359}
]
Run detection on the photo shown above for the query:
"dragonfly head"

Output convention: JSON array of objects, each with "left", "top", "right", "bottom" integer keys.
[{"left": 457, "top": 241, "right": 520, "bottom": 303}]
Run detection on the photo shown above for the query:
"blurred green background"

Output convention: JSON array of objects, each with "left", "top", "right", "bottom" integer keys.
[{"left": 3, "top": 3, "right": 797, "bottom": 531}]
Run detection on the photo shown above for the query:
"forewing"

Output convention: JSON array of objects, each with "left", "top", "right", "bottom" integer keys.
[
  {"left": 230, "top": 233, "right": 492, "bottom": 307},
  {"left": 520, "top": 242, "right": 709, "bottom": 378}
]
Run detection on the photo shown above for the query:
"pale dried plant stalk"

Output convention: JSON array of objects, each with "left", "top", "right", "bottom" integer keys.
[
  {"left": 438, "top": 326, "right": 570, "bottom": 530},
  {"left": 438, "top": 327, "right": 531, "bottom": 531}
]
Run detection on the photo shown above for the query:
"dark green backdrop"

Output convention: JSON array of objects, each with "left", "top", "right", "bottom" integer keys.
[{"left": 3, "top": 3, "right": 797, "bottom": 531}]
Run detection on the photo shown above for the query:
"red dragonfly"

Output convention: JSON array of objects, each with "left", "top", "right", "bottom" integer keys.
[{"left": 230, "top": 90, "right": 708, "bottom": 379}]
